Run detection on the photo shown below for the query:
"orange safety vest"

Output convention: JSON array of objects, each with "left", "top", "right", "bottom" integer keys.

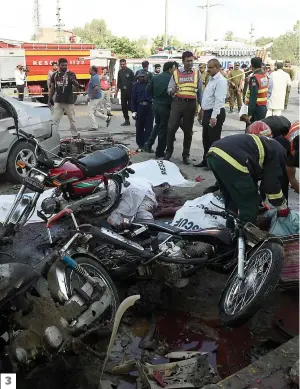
[
  {"left": 286, "top": 121, "right": 300, "bottom": 154},
  {"left": 173, "top": 69, "right": 198, "bottom": 99},
  {"left": 245, "top": 72, "right": 268, "bottom": 106}
]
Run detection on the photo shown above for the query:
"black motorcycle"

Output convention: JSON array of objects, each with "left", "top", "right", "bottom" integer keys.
[
  {"left": 87, "top": 208, "right": 284, "bottom": 327},
  {"left": 0, "top": 208, "right": 118, "bottom": 372}
]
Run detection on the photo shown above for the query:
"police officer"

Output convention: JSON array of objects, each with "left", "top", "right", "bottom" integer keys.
[
  {"left": 283, "top": 60, "right": 295, "bottom": 109},
  {"left": 207, "top": 132, "right": 289, "bottom": 224},
  {"left": 131, "top": 70, "right": 154, "bottom": 151},
  {"left": 135, "top": 60, "right": 153, "bottom": 82},
  {"left": 228, "top": 62, "right": 243, "bottom": 112},
  {"left": 245, "top": 57, "right": 270, "bottom": 123}
]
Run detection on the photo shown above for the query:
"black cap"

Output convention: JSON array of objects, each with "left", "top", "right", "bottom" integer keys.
[{"left": 234, "top": 62, "right": 240, "bottom": 65}]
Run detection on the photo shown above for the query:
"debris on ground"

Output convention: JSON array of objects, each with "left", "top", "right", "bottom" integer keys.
[{"left": 136, "top": 352, "right": 219, "bottom": 389}]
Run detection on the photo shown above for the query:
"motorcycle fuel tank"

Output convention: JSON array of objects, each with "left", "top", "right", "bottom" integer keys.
[{"left": 49, "top": 161, "right": 85, "bottom": 182}]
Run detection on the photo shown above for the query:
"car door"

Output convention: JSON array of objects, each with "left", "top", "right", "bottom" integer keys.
[{"left": 0, "top": 99, "right": 18, "bottom": 172}]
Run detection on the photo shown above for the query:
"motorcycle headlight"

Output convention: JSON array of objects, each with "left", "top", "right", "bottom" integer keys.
[{"left": 31, "top": 173, "right": 46, "bottom": 183}]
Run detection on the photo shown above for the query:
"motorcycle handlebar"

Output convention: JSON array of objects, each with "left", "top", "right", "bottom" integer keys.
[{"left": 204, "top": 209, "right": 227, "bottom": 218}]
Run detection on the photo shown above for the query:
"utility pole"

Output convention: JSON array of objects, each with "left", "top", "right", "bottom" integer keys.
[
  {"left": 164, "top": 0, "right": 168, "bottom": 48},
  {"left": 249, "top": 23, "right": 255, "bottom": 44},
  {"left": 33, "top": 0, "right": 40, "bottom": 41},
  {"left": 55, "top": 0, "right": 65, "bottom": 42},
  {"left": 197, "top": 0, "right": 223, "bottom": 42}
]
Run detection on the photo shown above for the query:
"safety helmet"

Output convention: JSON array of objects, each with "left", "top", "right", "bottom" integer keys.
[{"left": 247, "top": 121, "right": 272, "bottom": 137}]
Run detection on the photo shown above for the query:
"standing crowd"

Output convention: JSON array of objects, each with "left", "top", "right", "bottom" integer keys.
[{"left": 45, "top": 54, "right": 298, "bottom": 225}]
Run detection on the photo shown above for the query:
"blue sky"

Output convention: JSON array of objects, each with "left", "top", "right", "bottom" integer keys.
[{"left": 0, "top": 0, "right": 298, "bottom": 43}]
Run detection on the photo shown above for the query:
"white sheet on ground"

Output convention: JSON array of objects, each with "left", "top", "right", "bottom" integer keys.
[
  {"left": 171, "top": 193, "right": 226, "bottom": 230},
  {"left": 0, "top": 189, "right": 55, "bottom": 224},
  {"left": 128, "top": 160, "right": 196, "bottom": 187}
]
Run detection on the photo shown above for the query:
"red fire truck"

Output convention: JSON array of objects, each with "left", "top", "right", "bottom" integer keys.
[{"left": 0, "top": 41, "right": 117, "bottom": 102}]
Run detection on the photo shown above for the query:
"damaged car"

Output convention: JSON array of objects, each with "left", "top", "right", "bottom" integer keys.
[{"left": 0, "top": 94, "right": 60, "bottom": 184}]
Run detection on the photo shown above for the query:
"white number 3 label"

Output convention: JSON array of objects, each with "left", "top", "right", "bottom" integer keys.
[{"left": 1, "top": 374, "right": 16, "bottom": 388}]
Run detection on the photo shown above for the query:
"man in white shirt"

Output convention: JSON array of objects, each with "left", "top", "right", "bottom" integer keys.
[
  {"left": 267, "top": 61, "right": 292, "bottom": 117},
  {"left": 194, "top": 58, "right": 228, "bottom": 168},
  {"left": 14, "top": 65, "right": 26, "bottom": 101}
]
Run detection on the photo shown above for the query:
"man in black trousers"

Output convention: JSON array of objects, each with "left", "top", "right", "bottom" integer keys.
[
  {"left": 115, "top": 59, "right": 135, "bottom": 126},
  {"left": 194, "top": 59, "right": 227, "bottom": 167}
]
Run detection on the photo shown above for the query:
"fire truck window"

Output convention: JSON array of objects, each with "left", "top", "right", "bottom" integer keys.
[{"left": 0, "top": 104, "right": 11, "bottom": 120}]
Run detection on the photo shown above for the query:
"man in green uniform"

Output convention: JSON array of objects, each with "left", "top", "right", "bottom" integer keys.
[
  {"left": 144, "top": 61, "right": 176, "bottom": 158},
  {"left": 283, "top": 60, "right": 295, "bottom": 109},
  {"left": 228, "top": 62, "right": 243, "bottom": 112},
  {"left": 207, "top": 133, "right": 289, "bottom": 224},
  {"left": 246, "top": 57, "right": 270, "bottom": 123}
]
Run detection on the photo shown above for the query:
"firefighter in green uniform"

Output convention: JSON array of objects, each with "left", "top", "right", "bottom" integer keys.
[
  {"left": 283, "top": 60, "right": 295, "bottom": 109},
  {"left": 197, "top": 63, "right": 210, "bottom": 121},
  {"left": 245, "top": 57, "right": 269, "bottom": 123},
  {"left": 228, "top": 62, "right": 243, "bottom": 112},
  {"left": 207, "top": 133, "right": 289, "bottom": 224}
]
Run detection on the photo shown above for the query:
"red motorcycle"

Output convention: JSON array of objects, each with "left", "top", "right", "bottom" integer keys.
[{"left": 0, "top": 128, "right": 134, "bottom": 239}]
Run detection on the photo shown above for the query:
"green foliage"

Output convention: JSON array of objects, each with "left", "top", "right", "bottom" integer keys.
[
  {"left": 271, "top": 20, "right": 300, "bottom": 64},
  {"left": 224, "top": 31, "right": 234, "bottom": 41},
  {"left": 109, "top": 36, "right": 146, "bottom": 58},
  {"left": 73, "top": 19, "right": 146, "bottom": 57},
  {"left": 151, "top": 35, "right": 184, "bottom": 54},
  {"left": 255, "top": 37, "right": 274, "bottom": 47},
  {"left": 73, "top": 19, "right": 112, "bottom": 48}
]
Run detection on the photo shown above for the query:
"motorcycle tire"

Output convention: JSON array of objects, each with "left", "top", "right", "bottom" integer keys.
[
  {"left": 219, "top": 241, "right": 284, "bottom": 327},
  {"left": 65, "top": 255, "right": 119, "bottom": 329}
]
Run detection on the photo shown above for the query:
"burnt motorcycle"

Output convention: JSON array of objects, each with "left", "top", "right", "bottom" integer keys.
[
  {"left": 0, "top": 208, "right": 118, "bottom": 372},
  {"left": 0, "top": 128, "right": 134, "bottom": 240},
  {"left": 87, "top": 209, "right": 284, "bottom": 327}
]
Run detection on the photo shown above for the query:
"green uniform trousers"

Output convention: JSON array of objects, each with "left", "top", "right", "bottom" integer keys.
[
  {"left": 229, "top": 87, "right": 242, "bottom": 109},
  {"left": 207, "top": 155, "right": 260, "bottom": 224}
]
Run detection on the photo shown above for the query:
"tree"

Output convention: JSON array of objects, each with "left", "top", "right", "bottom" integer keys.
[
  {"left": 73, "top": 19, "right": 112, "bottom": 48},
  {"left": 270, "top": 21, "right": 300, "bottom": 64},
  {"left": 224, "top": 31, "right": 234, "bottom": 41},
  {"left": 151, "top": 35, "right": 184, "bottom": 54},
  {"left": 255, "top": 37, "right": 274, "bottom": 47},
  {"left": 109, "top": 36, "right": 146, "bottom": 58}
]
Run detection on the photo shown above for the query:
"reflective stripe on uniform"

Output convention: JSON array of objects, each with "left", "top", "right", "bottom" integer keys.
[
  {"left": 266, "top": 190, "right": 283, "bottom": 200},
  {"left": 249, "top": 134, "right": 265, "bottom": 168},
  {"left": 209, "top": 147, "right": 249, "bottom": 173},
  {"left": 258, "top": 88, "right": 268, "bottom": 93}
]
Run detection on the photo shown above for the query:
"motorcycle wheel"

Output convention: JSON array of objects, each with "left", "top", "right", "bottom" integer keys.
[
  {"left": 93, "top": 176, "right": 122, "bottom": 216},
  {"left": 219, "top": 241, "right": 284, "bottom": 327},
  {"left": 66, "top": 255, "right": 119, "bottom": 329}
]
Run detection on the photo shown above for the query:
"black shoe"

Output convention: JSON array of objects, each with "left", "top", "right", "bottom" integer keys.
[
  {"left": 194, "top": 160, "right": 207, "bottom": 168},
  {"left": 229, "top": 107, "right": 233, "bottom": 113},
  {"left": 284, "top": 105, "right": 288, "bottom": 110},
  {"left": 155, "top": 154, "right": 164, "bottom": 159},
  {"left": 164, "top": 152, "right": 172, "bottom": 161},
  {"left": 144, "top": 143, "right": 154, "bottom": 153},
  {"left": 121, "top": 120, "right": 130, "bottom": 126},
  {"left": 107, "top": 112, "right": 113, "bottom": 117},
  {"left": 183, "top": 157, "right": 190, "bottom": 165}
]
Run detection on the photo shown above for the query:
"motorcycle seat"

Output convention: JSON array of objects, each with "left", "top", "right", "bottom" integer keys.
[
  {"left": 78, "top": 147, "right": 129, "bottom": 177},
  {"left": 0, "top": 263, "right": 40, "bottom": 309}
]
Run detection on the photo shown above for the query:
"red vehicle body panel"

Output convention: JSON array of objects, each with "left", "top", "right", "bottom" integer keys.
[{"left": 48, "top": 162, "right": 105, "bottom": 196}]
